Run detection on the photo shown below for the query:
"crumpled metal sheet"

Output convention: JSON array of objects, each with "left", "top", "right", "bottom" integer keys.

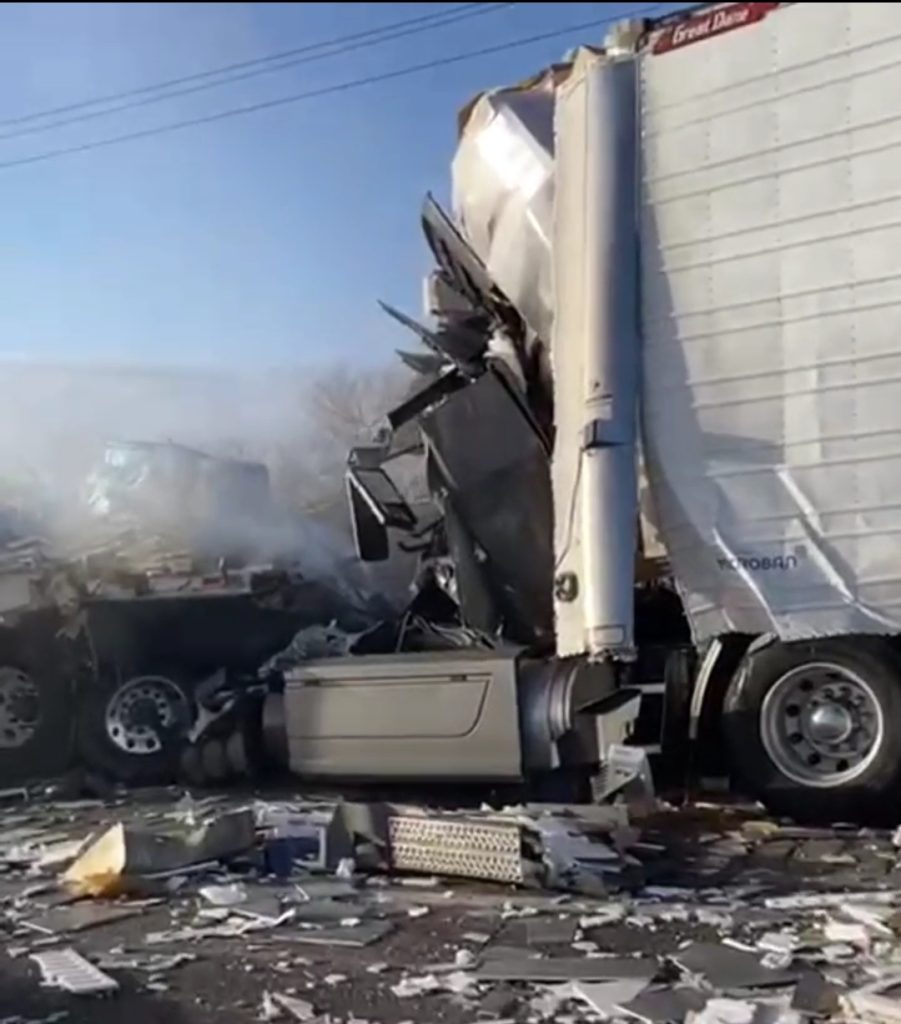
[
  {"left": 639, "top": 3, "right": 901, "bottom": 642},
  {"left": 452, "top": 79, "right": 555, "bottom": 345}
]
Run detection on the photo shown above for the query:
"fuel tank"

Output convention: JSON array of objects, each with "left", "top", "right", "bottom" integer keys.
[{"left": 265, "top": 648, "right": 640, "bottom": 783}]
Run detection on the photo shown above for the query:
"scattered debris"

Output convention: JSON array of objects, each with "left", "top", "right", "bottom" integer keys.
[
  {"left": 200, "top": 882, "right": 248, "bottom": 907},
  {"left": 62, "top": 810, "right": 255, "bottom": 897},
  {"left": 574, "top": 978, "right": 653, "bottom": 1017},
  {"left": 285, "top": 921, "right": 393, "bottom": 947},
  {"left": 294, "top": 878, "right": 358, "bottom": 901},
  {"left": 791, "top": 971, "right": 841, "bottom": 1016},
  {"left": 264, "top": 992, "right": 316, "bottom": 1021},
  {"left": 687, "top": 998, "right": 759, "bottom": 1024},
  {"left": 22, "top": 902, "right": 144, "bottom": 936},
  {"left": 508, "top": 915, "right": 578, "bottom": 946},
  {"left": 31, "top": 948, "right": 119, "bottom": 996},
  {"left": 621, "top": 985, "right": 709, "bottom": 1023},
  {"left": 335, "top": 858, "right": 356, "bottom": 881},
  {"left": 475, "top": 956, "right": 658, "bottom": 983},
  {"left": 15, "top": 782, "right": 901, "bottom": 1024},
  {"left": 258, "top": 804, "right": 352, "bottom": 874},
  {"left": 673, "top": 943, "right": 800, "bottom": 990}
]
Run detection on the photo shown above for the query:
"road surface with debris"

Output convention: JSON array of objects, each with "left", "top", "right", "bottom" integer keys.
[{"left": 2, "top": 788, "right": 901, "bottom": 1024}]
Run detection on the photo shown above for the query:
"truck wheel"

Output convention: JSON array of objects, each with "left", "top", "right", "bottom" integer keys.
[
  {"left": 77, "top": 670, "right": 194, "bottom": 785},
  {"left": 723, "top": 639, "right": 901, "bottom": 824},
  {"left": 0, "top": 661, "right": 73, "bottom": 781}
]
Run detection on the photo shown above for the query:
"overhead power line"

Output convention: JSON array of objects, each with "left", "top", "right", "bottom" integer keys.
[
  {"left": 0, "top": 2, "right": 495, "bottom": 129},
  {"left": 0, "top": 3, "right": 670, "bottom": 174},
  {"left": 0, "top": 2, "right": 516, "bottom": 143}
]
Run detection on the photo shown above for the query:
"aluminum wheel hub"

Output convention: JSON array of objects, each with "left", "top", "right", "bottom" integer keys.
[
  {"left": 105, "top": 676, "right": 189, "bottom": 756},
  {"left": 0, "top": 667, "right": 40, "bottom": 749},
  {"left": 760, "top": 661, "right": 884, "bottom": 788}
]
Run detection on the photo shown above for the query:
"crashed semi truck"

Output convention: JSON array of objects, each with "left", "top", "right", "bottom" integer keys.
[
  {"left": 262, "top": 0, "right": 901, "bottom": 826},
  {"left": 0, "top": 439, "right": 380, "bottom": 787}
]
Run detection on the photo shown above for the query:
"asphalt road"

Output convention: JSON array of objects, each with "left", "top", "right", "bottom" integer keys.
[{"left": 2, "top": 793, "right": 899, "bottom": 1024}]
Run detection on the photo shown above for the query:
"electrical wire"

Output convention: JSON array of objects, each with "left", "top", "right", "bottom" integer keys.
[
  {"left": 0, "top": 2, "right": 517, "bottom": 143},
  {"left": 0, "top": 2, "right": 494, "bottom": 129},
  {"left": 0, "top": 3, "right": 671, "bottom": 173}
]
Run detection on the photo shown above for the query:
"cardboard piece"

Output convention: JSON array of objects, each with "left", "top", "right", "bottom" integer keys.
[{"left": 62, "top": 810, "right": 255, "bottom": 897}]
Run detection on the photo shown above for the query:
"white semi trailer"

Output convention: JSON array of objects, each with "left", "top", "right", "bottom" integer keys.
[{"left": 269, "top": 1, "right": 901, "bottom": 825}]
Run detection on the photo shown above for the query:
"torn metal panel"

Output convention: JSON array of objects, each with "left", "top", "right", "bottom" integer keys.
[
  {"left": 620, "top": 985, "right": 709, "bottom": 1023},
  {"left": 284, "top": 921, "right": 393, "bottom": 947},
  {"left": 506, "top": 915, "right": 578, "bottom": 946},
  {"left": 673, "top": 943, "right": 800, "bottom": 991},
  {"left": 22, "top": 902, "right": 143, "bottom": 935},
  {"left": 452, "top": 79, "right": 556, "bottom": 347},
  {"left": 575, "top": 978, "right": 653, "bottom": 1018},
  {"left": 419, "top": 369, "right": 554, "bottom": 645},
  {"left": 474, "top": 955, "right": 658, "bottom": 982}
]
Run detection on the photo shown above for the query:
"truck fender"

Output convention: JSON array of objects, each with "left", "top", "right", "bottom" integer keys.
[{"left": 688, "top": 634, "right": 772, "bottom": 741}]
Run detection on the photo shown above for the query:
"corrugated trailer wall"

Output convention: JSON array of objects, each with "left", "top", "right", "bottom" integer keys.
[{"left": 639, "top": 2, "right": 901, "bottom": 642}]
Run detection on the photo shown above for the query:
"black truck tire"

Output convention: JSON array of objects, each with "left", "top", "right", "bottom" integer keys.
[
  {"left": 76, "top": 668, "right": 195, "bottom": 785},
  {"left": 723, "top": 638, "right": 901, "bottom": 825},
  {"left": 0, "top": 656, "right": 73, "bottom": 782}
]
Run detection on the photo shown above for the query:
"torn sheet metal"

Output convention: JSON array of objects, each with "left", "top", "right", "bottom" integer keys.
[
  {"left": 285, "top": 921, "right": 393, "bottom": 947},
  {"left": 22, "top": 902, "right": 143, "bottom": 935},
  {"left": 639, "top": 2, "right": 901, "bottom": 642},
  {"left": 475, "top": 955, "right": 658, "bottom": 982},
  {"left": 673, "top": 943, "right": 800, "bottom": 990},
  {"left": 452, "top": 75, "right": 555, "bottom": 347},
  {"left": 575, "top": 978, "right": 653, "bottom": 1018},
  {"left": 621, "top": 986, "right": 709, "bottom": 1024},
  {"left": 418, "top": 368, "right": 555, "bottom": 645}
]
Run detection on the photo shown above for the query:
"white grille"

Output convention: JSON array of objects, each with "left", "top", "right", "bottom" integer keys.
[{"left": 387, "top": 815, "right": 525, "bottom": 883}]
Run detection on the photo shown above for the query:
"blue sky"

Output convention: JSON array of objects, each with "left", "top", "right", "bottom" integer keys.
[{"left": 0, "top": 2, "right": 689, "bottom": 370}]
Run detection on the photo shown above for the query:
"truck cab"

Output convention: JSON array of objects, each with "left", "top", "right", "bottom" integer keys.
[{"left": 272, "top": 1, "right": 901, "bottom": 826}]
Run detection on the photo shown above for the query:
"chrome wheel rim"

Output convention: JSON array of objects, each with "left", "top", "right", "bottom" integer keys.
[
  {"left": 760, "top": 661, "right": 884, "bottom": 788},
  {"left": 0, "top": 667, "right": 40, "bottom": 749},
  {"left": 105, "top": 675, "right": 189, "bottom": 756}
]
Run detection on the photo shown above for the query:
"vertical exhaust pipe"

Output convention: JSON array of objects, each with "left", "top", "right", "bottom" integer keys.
[{"left": 553, "top": 53, "right": 639, "bottom": 659}]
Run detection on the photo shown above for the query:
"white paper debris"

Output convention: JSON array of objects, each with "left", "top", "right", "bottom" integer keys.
[
  {"left": 824, "top": 920, "right": 870, "bottom": 946},
  {"left": 688, "top": 998, "right": 757, "bottom": 1024},
  {"left": 268, "top": 993, "right": 316, "bottom": 1021},
  {"left": 335, "top": 858, "right": 355, "bottom": 880},
  {"left": 200, "top": 883, "right": 248, "bottom": 907}
]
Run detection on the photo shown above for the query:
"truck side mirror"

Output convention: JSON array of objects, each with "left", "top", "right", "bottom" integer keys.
[{"left": 345, "top": 467, "right": 416, "bottom": 562}]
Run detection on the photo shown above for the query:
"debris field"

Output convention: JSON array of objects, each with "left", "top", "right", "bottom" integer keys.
[{"left": 2, "top": 788, "right": 901, "bottom": 1023}]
